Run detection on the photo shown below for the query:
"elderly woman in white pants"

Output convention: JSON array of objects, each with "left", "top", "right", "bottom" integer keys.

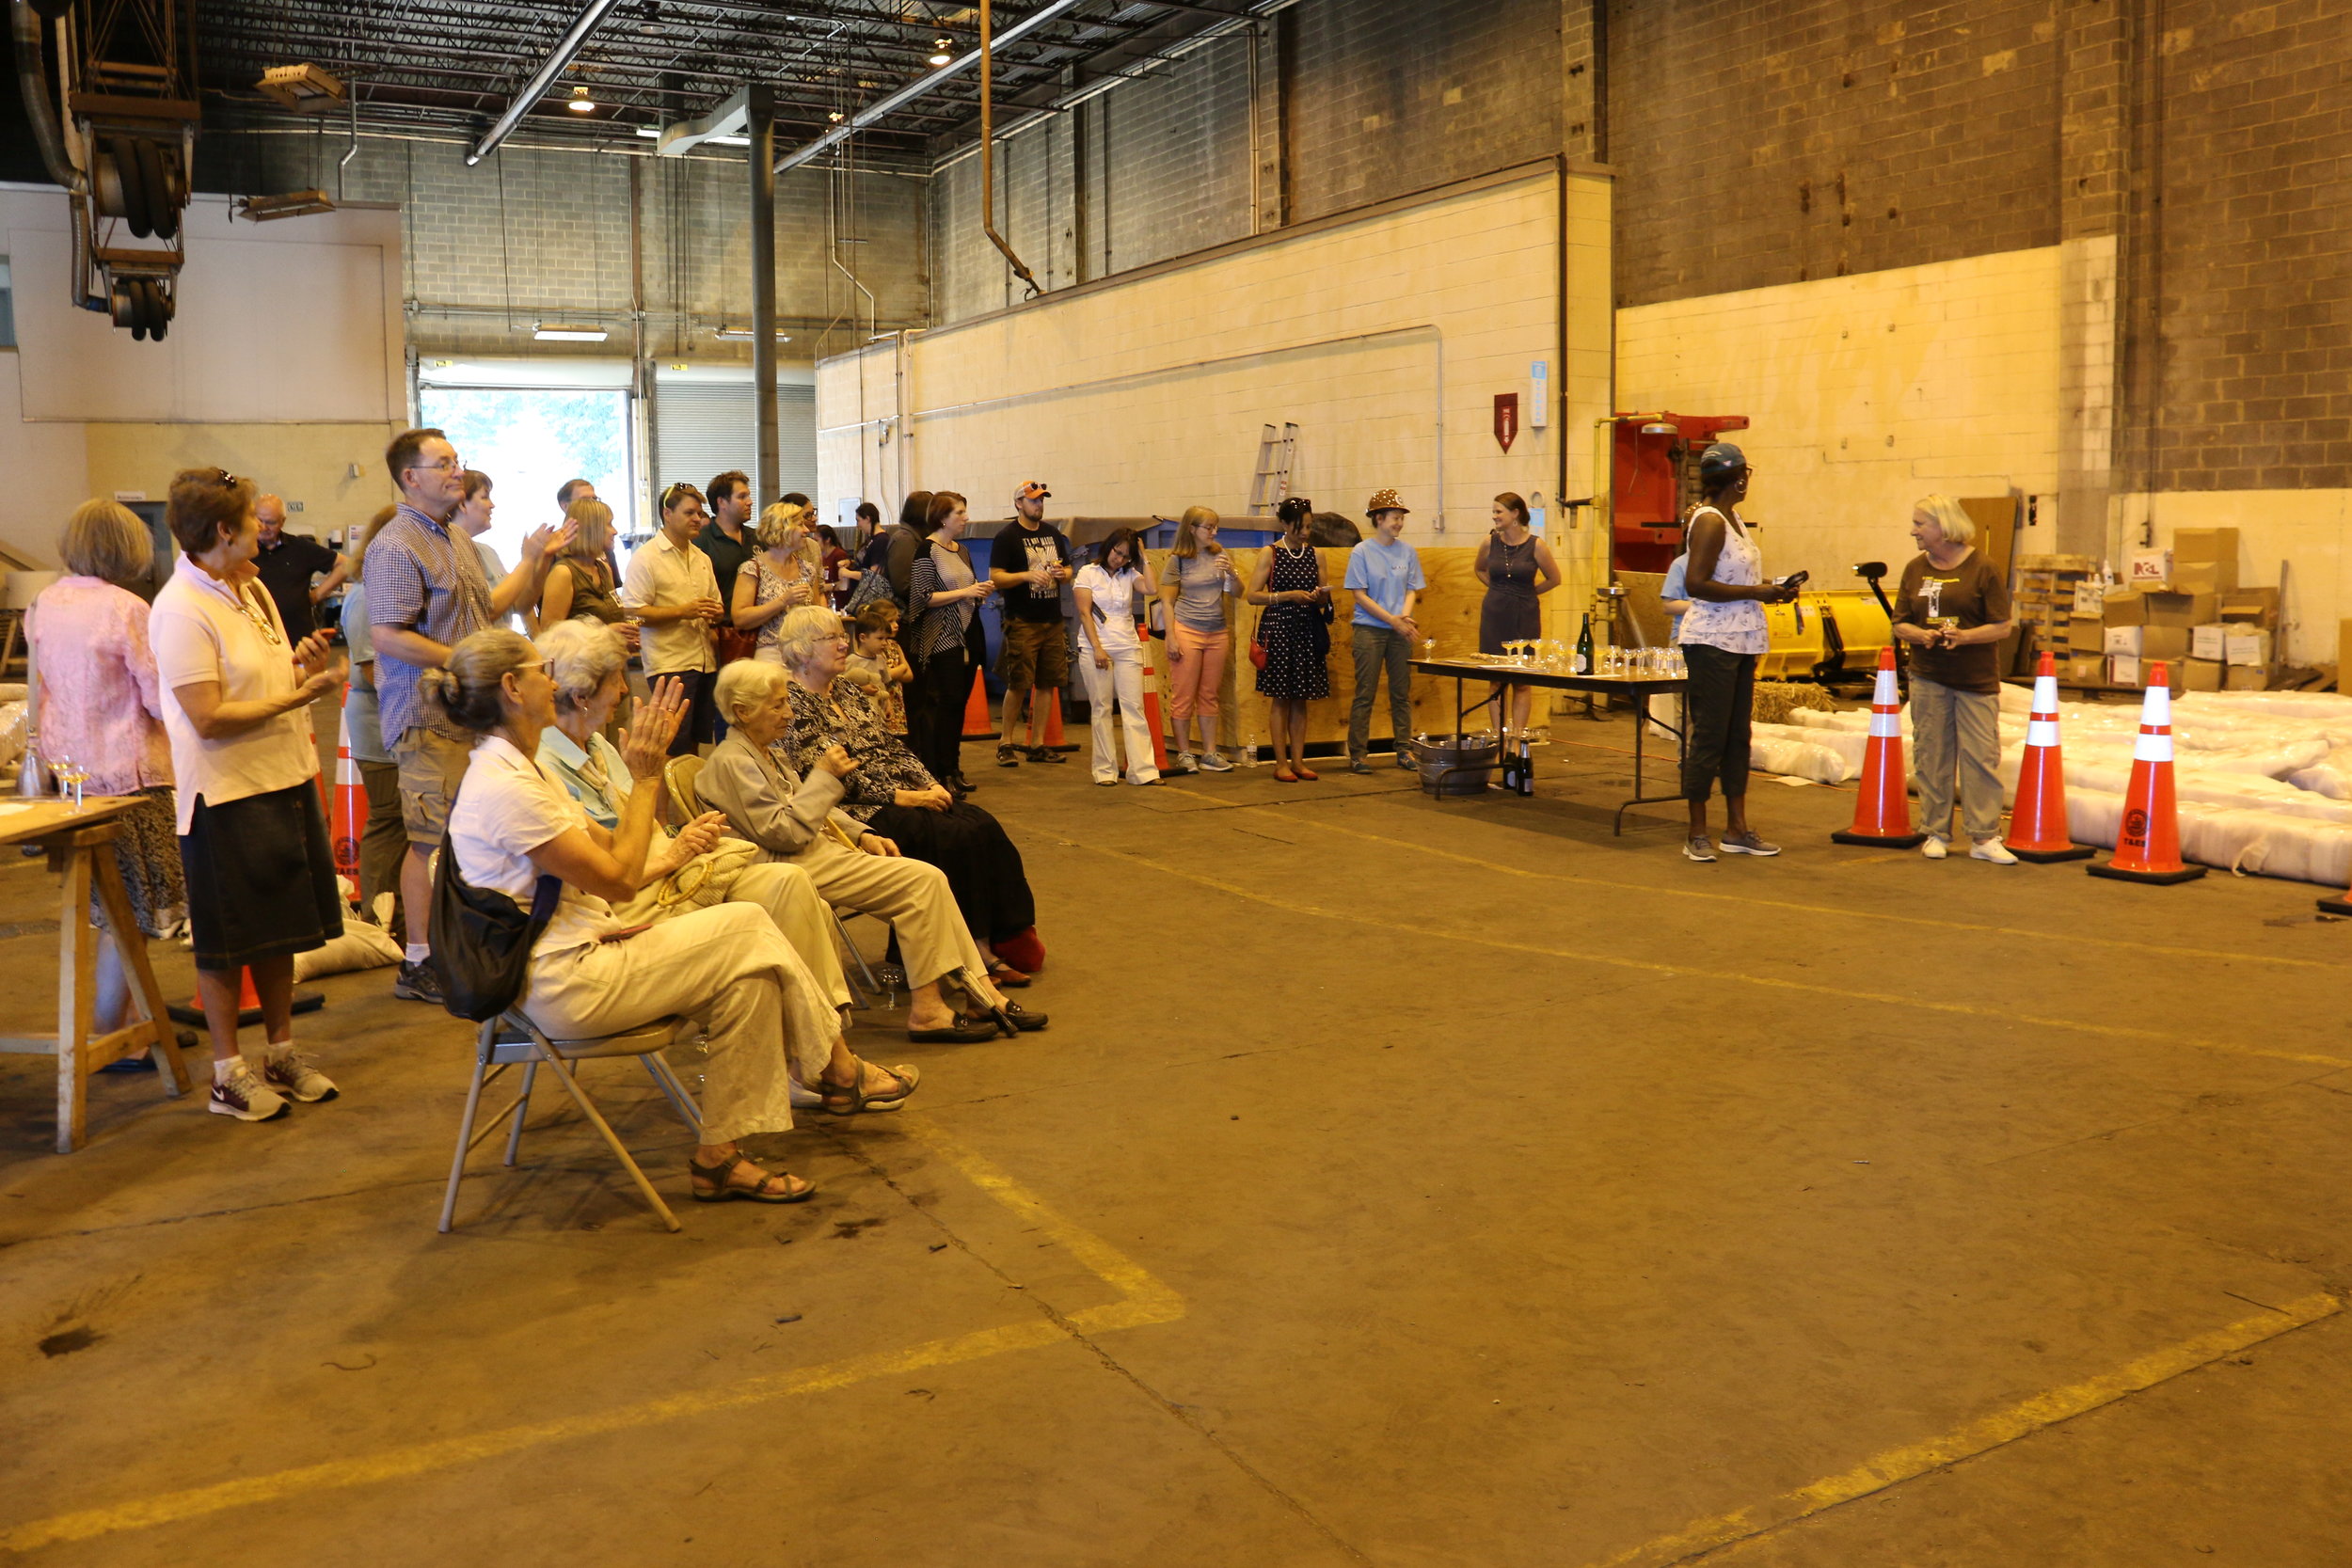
[
  {"left": 1073, "top": 526, "right": 1160, "bottom": 786},
  {"left": 699, "top": 656, "right": 1039, "bottom": 1043},
  {"left": 532, "top": 619, "right": 855, "bottom": 1022},
  {"left": 433, "top": 629, "right": 922, "bottom": 1207}
]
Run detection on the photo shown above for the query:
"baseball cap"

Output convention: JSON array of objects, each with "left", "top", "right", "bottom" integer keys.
[
  {"left": 1365, "top": 487, "right": 1410, "bottom": 515},
  {"left": 1014, "top": 481, "right": 1052, "bottom": 502},
  {"left": 1697, "top": 443, "right": 1749, "bottom": 486}
]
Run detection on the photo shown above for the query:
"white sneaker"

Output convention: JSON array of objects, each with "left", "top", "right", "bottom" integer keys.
[
  {"left": 209, "top": 1060, "right": 290, "bottom": 1122},
  {"left": 1970, "top": 838, "right": 2019, "bottom": 864},
  {"left": 1173, "top": 752, "right": 1198, "bottom": 774},
  {"left": 262, "top": 1044, "right": 339, "bottom": 1103},
  {"left": 1196, "top": 752, "right": 1234, "bottom": 773},
  {"left": 1921, "top": 836, "right": 1948, "bottom": 860}
]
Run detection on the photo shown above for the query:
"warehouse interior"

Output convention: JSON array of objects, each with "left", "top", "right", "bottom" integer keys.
[{"left": 6, "top": 3, "right": 2352, "bottom": 1564}]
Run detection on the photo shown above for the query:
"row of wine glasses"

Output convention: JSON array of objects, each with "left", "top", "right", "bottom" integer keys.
[{"left": 50, "top": 752, "right": 88, "bottom": 811}]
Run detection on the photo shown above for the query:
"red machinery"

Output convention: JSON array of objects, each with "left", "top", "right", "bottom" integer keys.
[{"left": 1607, "top": 411, "right": 1750, "bottom": 572}]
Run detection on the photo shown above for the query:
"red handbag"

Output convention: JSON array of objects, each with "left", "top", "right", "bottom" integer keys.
[{"left": 1248, "top": 636, "right": 1268, "bottom": 671}]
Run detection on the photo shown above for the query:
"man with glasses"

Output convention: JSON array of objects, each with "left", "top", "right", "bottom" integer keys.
[{"left": 366, "top": 427, "right": 571, "bottom": 1003}]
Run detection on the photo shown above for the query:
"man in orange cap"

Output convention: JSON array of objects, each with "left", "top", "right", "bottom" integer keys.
[{"left": 987, "top": 480, "right": 1074, "bottom": 766}]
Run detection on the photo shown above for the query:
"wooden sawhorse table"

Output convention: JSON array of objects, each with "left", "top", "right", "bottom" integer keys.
[{"left": 0, "top": 797, "right": 192, "bottom": 1151}]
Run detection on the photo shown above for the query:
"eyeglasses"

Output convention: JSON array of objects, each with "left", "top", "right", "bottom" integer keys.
[{"left": 405, "top": 457, "right": 463, "bottom": 475}]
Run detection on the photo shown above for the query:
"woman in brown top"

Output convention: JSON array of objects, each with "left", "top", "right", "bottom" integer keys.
[
  {"left": 1891, "top": 495, "right": 2015, "bottom": 863},
  {"left": 538, "top": 499, "right": 641, "bottom": 657}
]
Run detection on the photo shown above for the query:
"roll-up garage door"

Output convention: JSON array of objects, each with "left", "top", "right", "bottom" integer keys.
[{"left": 653, "top": 379, "right": 817, "bottom": 500}]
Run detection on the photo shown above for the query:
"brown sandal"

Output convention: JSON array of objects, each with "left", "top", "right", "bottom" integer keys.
[
  {"left": 820, "top": 1059, "right": 921, "bottom": 1115},
  {"left": 689, "top": 1151, "right": 816, "bottom": 1204}
]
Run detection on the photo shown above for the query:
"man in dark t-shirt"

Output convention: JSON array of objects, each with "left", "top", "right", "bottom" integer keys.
[
  {"left": 986, "top": 480, "right": 1074, "bottom": 766},
  {"left": 250, "top": 492, "right": 347, "bottom": 640}
]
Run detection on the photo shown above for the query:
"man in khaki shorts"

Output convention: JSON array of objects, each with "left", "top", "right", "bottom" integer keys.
[
  {"left": 987, "top": 480, "right": 1074, "bottom": 766},
  {"left": 366, "top": 428, "right": 571, "bottom": 1003}
]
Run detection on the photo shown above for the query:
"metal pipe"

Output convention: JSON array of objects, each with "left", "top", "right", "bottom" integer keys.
[
  {"left": 978, "top": 0, "right": 1041, "bottom": 300},
  {"left": 772, "top": 0, "right": 1088, "bottom": 175},
  {"left": 749, "top": 83, "right": 780, "bottom": 505},
  {"left": 465, "top": 0, "right": 626, "bottom": 166},
  {"left": 10, "top": 0, "right": 81, "bottom": 193},
  {"left": 339, "top": 85, "right": 360, "bottom": 198}
]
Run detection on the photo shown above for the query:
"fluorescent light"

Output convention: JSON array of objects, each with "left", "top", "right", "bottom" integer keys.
[
  {"left": 533, "top": 323, "right": 609, "bottom": 341},
  {"left": 712, "top": 325, "right": 791, "bottom": 341},
  {"left": 634, "top": 126, "right": 751, "bottom": 147}
]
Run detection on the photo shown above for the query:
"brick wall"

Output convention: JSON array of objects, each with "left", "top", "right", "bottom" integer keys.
[
  {"left": 1607, "top": 0, "right": 2062, "bottom": 308},
  {"left": 197, "top": 131, "right": 927, "bottom": 363},
  {"left": 2141, "top": 0, "right": 2352, "bottom": 492}
]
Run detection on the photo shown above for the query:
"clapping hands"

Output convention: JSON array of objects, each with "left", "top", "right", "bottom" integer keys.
[{"left": 619, "top": 676, "right": 689, "bottom": 780}]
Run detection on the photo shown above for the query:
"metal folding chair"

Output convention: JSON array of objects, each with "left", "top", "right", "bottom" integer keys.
[{"left": 437, "top": 1009, "right": 702, "bottom": 1234}]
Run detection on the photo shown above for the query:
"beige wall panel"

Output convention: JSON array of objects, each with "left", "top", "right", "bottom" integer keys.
[
  {"left": 1615, "top": 245, "right": 2064, "bottom": 600},
  {"left": 82, "top": 424, "right": 400, "bottom": 541},
  {"left": 820, "top": 169, "right": 1609, "bottom": 548}
]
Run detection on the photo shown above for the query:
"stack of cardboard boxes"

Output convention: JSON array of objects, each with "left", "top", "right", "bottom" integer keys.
[
  {"left": 2102, "top": 528, "right": 2278, "bottom": 691},
  {"left": 2013, "top": 554, "right": 2106, "bottom": 681}
]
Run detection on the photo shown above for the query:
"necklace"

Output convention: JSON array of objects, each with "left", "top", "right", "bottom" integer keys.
[{"left": 231, "top": 582, "right": 284, "bottom": 646}]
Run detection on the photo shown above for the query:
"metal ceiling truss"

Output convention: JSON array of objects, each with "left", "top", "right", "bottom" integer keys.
[{"left": 192, "top": 0, "right": 1277, "bottom": 172}]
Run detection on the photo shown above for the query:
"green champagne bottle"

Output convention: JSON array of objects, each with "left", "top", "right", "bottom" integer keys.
[{"left": 1575, "top": 612, "right": 1593, "bottom": 675}]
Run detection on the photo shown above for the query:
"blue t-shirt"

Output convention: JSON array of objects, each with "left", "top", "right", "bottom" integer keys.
[
  {"left": 1661, "top": 553, "right": 1690, "bottom": 641},
  {"left": 1343, "top": 535, "right": 1426, "bottom": 628}
]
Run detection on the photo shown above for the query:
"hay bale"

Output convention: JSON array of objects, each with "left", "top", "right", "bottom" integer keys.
[{"left": 1751, "top": 680, "right": 1841, "bottom": 726}]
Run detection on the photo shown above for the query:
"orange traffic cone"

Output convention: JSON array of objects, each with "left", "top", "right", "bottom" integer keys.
[
  {"left": 331, "top": 693, "right": 365, "bottom": 884},
  {"left": 1042, "top": 689, "right": 1066, "bottom": 748},
  {"left": 2005, "top": 652, "right": 2093, "bottom": 862},
  {"left": 961, "top": 667, "right": 995, "bottom": 738},
  {"left": 2088, "top": 663, "right": 2207, "bottom": 884},
  {"left": 1134, "top": 628, "right": 1170, "bottom": 775},
  {"left": 1832, "top": 646, "right": 1926, "bottom": 847},
  {"left": 166, "top": 967, "right": 327, "bottom": 1028}
]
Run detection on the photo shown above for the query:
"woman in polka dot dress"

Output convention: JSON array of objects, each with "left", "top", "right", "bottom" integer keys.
[{"left": 1248, "top": 498, "right": 1333, "bottom": 783}]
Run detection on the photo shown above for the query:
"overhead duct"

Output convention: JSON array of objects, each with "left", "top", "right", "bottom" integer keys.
[
  {"left": 977, "top": 0, "right": 1041, "bottom": 300},
  {"left": 466, "top": 0, "right": 625, "bottom": 166}
]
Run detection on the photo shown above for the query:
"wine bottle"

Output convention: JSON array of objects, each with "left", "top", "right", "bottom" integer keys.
[{"left": 1575, "top": 612, "right": 1593, "bottom": 675}]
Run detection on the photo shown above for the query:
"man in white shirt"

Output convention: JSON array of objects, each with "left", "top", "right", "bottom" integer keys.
[{"left": 623, "top": 481, "right": 723, "bottom": 755}]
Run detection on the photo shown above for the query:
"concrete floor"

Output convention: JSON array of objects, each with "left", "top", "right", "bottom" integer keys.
[{"left": 4, "top": 714, "right": 2351, "bottom": 1566}]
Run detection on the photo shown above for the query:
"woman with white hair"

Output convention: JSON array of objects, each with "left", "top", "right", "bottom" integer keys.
[
  {"left": 1892, "top": 494, "right": 2016, "bottom": 863},
  {"left": 731, "top": 501, "right": 822, "bottom": 664},
  {"left": 700, "top": 655, "right": 1039, "bottom": 1041},
  {"left": 532, "top": 619, "right": 859, "bottom": 1022},
  {"left": 433, "top": 630, "right": 922, "bottom": 1207}
]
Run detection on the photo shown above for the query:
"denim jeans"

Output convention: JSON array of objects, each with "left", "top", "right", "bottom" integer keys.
[{"left": 1349, "top": 624, "right": 1413, "bottom": 760}]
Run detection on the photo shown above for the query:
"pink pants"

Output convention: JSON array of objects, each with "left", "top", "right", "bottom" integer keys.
[{"left": 1167, "top": 623, "right": 1229, "bottom": 720}]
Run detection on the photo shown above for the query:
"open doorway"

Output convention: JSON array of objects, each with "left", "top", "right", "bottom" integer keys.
[{"left": 416, "top": 379, "right": 634, "bottom": 569}]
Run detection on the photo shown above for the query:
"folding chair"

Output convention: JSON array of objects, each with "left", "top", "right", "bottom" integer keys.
[
  {"left": 662, "top": 754, "right": 706, "bottom": 828},
  {"left": 437, "top": 1009, "right": 703, "bottom": 1234}
]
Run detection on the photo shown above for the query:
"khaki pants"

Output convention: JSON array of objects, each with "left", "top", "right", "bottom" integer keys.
[
  {"left": 781, "top": 832, "right": 987, "bottom": 990},
  {"left": 1909, "top": 675, "right": 2004, "bottom": 844},
  {"left": 521, "top": 902, "right": 835, "bottom": 1145},
  {"left": 614, "top": 857, "right": 851, "bottom": 1013}
]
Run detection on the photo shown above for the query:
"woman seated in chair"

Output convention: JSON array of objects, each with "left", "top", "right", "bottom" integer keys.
[
  {"left": 700, "top": 657, "right": 1042, "bottom": 1041},
  {"left": 433, "top": 629, "right": 921, "bottom": 1208},
  {"left": 760, "top": 606, "right": 1043, "bottom": 994},
  {"left": 532, "top": 619, "right": 857, "bottom": 1027}
]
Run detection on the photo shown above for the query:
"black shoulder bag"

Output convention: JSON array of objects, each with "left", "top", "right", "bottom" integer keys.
[{"left": 427, "top": 778, "right": 564, "bottom": 1022}]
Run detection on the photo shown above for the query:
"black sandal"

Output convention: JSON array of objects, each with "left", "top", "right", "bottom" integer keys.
[
  {"left": 996, "top": 1002, "right": 1048, "bottom": 1033},
  {"left": 819, "top": 1060, "right": 920, "bottom": 1116},
  {"left": 688, "top": 1151, "right": 816, "bottom": 1204},
  {"left": 906, "top": 1013, "right": 1003, "bottom": 1044}
]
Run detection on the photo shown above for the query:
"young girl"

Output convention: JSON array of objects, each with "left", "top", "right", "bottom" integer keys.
[{"left": 845, "top": 602, "right": 914, "bottom": 736}]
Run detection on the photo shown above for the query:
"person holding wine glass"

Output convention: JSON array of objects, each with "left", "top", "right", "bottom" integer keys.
[
  {"left": 732, "top": 501, "right": 823, "bottom": 665},
  {"left": 1159, "top": 506, "right": 1242, "bottom": 773}
]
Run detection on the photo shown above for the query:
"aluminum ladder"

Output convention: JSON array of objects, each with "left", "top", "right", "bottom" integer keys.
[{"left": 1248, "top": 422, "right": 1299, "bottom": 515}]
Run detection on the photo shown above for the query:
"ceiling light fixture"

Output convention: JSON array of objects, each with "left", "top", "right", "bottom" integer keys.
[
  {"left": 929, "top": 38, "right": 954, "bottom": 66},
  {"left": 712, "top": 325, "right": 792, "bottom": 342},
  {"left": 533, "top": 322, "right": 610, "bottom": 341},
  {"left": 566, "top": 85, "right": 596, "bottom": 113},
  {"left": 257, "top": 63, "right": 347, "bottom": 113}
]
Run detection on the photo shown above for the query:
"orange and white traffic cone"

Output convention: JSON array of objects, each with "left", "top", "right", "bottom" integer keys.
[
  {"left": 1042, "top": 689, "right": 1066, "bottom": 748},
  {"left": 1832, "top": 646, "right": 1926, "bottom": 847},
  {"left": 166, "top": 967, "right": 327, "bottom": 1028},
  {"left": 2005, "top": 652, "right": 2092, "bottom": 863},
  {"left": 331, "top": 694, "right": 366, "bottom": 885},
  {"left": 961, "top": 667, "right": 995, "bottom": 738},
  {"left": 2088, "top": 663, "right": 2207, "bottom": 885},
  {"left": 1135, "top": 629, "right": 1170, "bottom": 775}
]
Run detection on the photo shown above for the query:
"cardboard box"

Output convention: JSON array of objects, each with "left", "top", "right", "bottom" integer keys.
[
  {"left": 2142, "top": 591, "right": 2218, "bottom": 629},
  {"left": 2066, "top": 619, "right": 2107, "bottom": 652},
  {"left": 2104, "top": 625, "right": 2143, "bottom": 657},
  {"left": 2220, "top": 587, "right": 2280, "bottom": 626},
  {"left": 2140, "top": 625, "right": 2191, "bottom": 662},
  {"left": 2109, "top": 655, "right": 2141, "bottom": 688},
  {"left": 2171, "top": 560, "right": 2239, "bottom": 593},
  {"left": 2191, "top": 623, "right": 2231, "bottom": 660},
  {"left": 2226, "top": 663, "right": 2269, "bottom": 691},
  {"left": 2071, "top": 581, "right": 2105, "bottom": 615},
  {"left": 2184, "top": 657, "right": 2225, "bottom": 692},
  {"left": 2172, "top": 526, "right": 2240, "bottom": 564},
  {"left": 2226, "top": 626, "right": 2273, "bottom": 667},
  {"left": 2067, "top": 655, "right": 2106, "bottom": 685},
  {"left": 2128, "top": 548, "right": 2173, "bottom": 589},
  {"left": 2103, "top": 591, "right": 2150, "bottom": 627},
  {"left": 2342, "top": 618, "right": 2352, "bottom": 680}
]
